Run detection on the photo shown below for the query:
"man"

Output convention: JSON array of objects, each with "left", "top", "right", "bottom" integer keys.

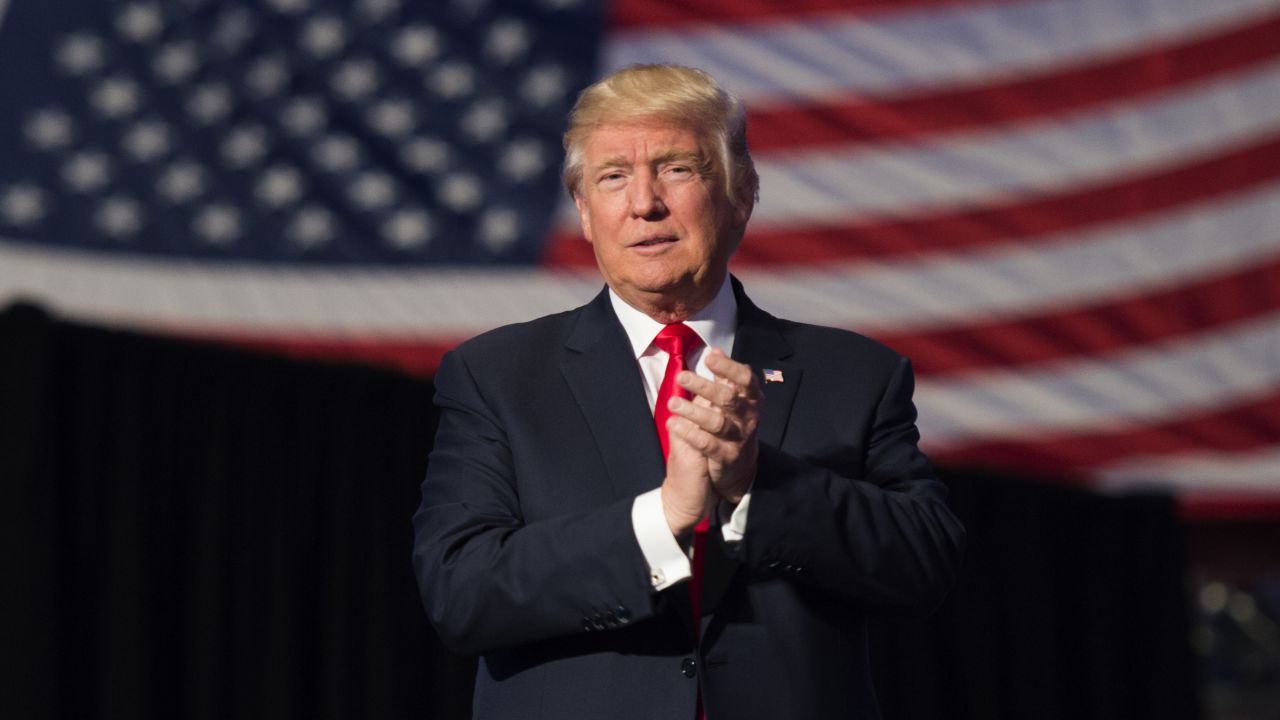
[{"left": 413, "top": 65, "right": 965, "bottom": 719}]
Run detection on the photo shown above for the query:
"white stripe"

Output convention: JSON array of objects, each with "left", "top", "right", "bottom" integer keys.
[
  {"left": 1096, "top": 447, "right": 1280, "bottom": 493},
  {"left": 606, "top": 0, "right": 1280, "bottom": 103},
  {"left": 914, "top": 313, "right": 1280, "bottom": 448},
  {"left": 0, "top": 241, "right": 603, "bottom": 335},
  {"left": 4, "top": 180, "right": 1280, "bottom": 335},
  {"left": 738, "top": 180, "right": 1280, "bottom": 331},
  {"left": 747, "top": 60, "right": 1280, "bottom": 223}
]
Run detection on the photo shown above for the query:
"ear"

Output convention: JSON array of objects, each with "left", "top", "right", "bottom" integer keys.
[{"left": 573, "top": 192, "right": 594, "bottom": 244}]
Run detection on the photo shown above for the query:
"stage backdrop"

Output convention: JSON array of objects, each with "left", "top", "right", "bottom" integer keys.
[{"left": 1, "top": 303, "right": 1199, "bottom": 719}]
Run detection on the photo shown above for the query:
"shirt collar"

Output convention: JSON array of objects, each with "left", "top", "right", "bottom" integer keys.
[{"left": 608, "top": 275, "right": 737, "bottom": 358}]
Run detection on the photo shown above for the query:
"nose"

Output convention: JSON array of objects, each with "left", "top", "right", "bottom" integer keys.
[{"left": 628, "top": 170, "right": 666, "bottom": 219}]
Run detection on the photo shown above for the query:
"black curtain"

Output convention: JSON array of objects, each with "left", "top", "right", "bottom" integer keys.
[{"left": 0, "top": 303, "right": 1198, "bottom": 719}]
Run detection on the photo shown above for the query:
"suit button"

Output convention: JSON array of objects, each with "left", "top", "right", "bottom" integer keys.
[
  {"left": 615, "top": 605, "right": 632, "bottom": 623},
  {"left": 681, "top": 657, "right": 697, "bottom": 678},
  {"left": 591, "top": 613, "right": 607, "bottom": 630},
  {"left": 582, "top": 618, "right": 594, "bottom": 632}
]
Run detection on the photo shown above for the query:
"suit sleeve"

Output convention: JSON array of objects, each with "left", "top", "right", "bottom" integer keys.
[
  {"left": 742, "top": 356, "right": 965, "bottom": 615},
  {"left": 412, "top": 350, "right": 659, "bottom": 656}
]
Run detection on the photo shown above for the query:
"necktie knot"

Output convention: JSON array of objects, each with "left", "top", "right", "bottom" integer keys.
[{"left": 652, "top": 322, "right": 703, "bottom": 358}]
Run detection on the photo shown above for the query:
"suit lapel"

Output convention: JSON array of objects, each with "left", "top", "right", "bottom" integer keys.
[
  {"left": 560, "top": 288, "right": 668, "bottom": 500},
  {"left": 700, "top": 279, "right": 803, "bottom": 626},
  {"left": 729, "top": 278, "right": 802, "bottom": 451}
]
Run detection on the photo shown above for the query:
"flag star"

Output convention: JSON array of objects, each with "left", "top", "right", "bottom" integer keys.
[
  {"left": 382, "top": 209, "right": 432, "bottom": 250},
  {"left": 94, "top": 195, "right": 144, "bottom": 238},
  {"left": 286, "top": 205, "right": 336, "bottom": 248},
  {"left": 356, "top": 0, "right": 400, "bottom": 24},
  {"left": 154, "top": 41, "right": 199, "bottom": 84},
  {"left": 246, "top": 55, "right": 290, "bottom": 98},
  {"left": 366, "top": 99, "right": 416, "bottom": 138},
  {"left": 484, "top": 18, "right": 531, "bottom": 64},
  {"left": 212, "top": 8, "right": 256, "bottom": 54},
  {"left": 256, "top": 165, "right": 305, "bottom": 208},
  {"left": 390, "top": 25, "right": 441, "bottom": 67},
  {"left": 499, "top": 139, "right": 546, "bottom": 182},
  {"left": 348, "top": 171, "right": 396, "bottom": 210},
  {"left": 521, "top": 64, "right": 567, "bottom": 107},
  {"left": 438, "top": 173, "right": 482, "bottom": 211},
  {"left": 122, "top": 120, "right": 171, "bottom": 163},
  {"left": 221, "top": 125, "right": 268, "bottom": 169},
  {"left": 461, "top": 99, "right": 507, "bottom": 142},
  {"left": 266, "top": 0, "right": 309, "bottom": 14},
  {"left": 400, "top": 137, "right": 450, "bottom": 174},
  {"left": 478, "top": 207, "right": 519, "bottom": 254},
  {"left": 281, "top": 97, "right": 327, "bottom": 136},
  {"left": 313, "top": 135, "right": 361, "bottom": 172},
  {"left": 187, "top": 82, "right": 233, "bottom": 125},
  {"left": 91, "top": 76, "right": 142, "bottom": 119},
  {"left": 156, "top": 161, "right": 205, "bottom": 203},
  {"left": 331, "top": 59, "right": 380, "bottom": 101},
  {"left": 193, "top": 204, "right": 242, "bottom": 245},
  {"left": 116, "top": 3, "right": 164, "bottom": 43},
  {"left": 300, "top": 15, "right": 346, "bottom": 58},
  {"left": 0, "top": 184, "right": 48, "bottom": 227},
  {"left": 427, "top": 61, "right": 474, "bottom": 100},
  {"left": 62, "top": 151, "right": 112, "bottom": 193},
  {"left": 24, "top": 109, "right": 75, "bottom": 151},
  {"left": 56, "top": 33, "right": 106, "bottom": 76}
]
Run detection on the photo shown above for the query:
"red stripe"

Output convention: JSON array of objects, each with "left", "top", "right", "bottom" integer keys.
[
  {"left": 542, "top": 133, "right": 1280, "bottom": 268},
  {"left": 930, "top": 392, "right": 1280, "bottom": 475},
  {"left": 178, "top": 332, "right": 464, "bottom": 378},
  {"left": 747, "top": 13, "right": 1280, "bottom": 151},
  {"left": 880, "top": 256, "right": 1280, "bottom": 377},
  {"left": 608, "top": 0, "right": 1012, "bottom": 30},
  {"left": 1178, "top": 492, "right": 1280, "bottom": 522}
]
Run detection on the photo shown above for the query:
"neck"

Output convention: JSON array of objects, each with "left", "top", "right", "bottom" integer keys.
[{"left": 616, "top": 271, "right": 726, "bottom": 324}]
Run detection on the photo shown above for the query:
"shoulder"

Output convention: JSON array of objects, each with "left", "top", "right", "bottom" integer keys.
[
  {"left": 444, "top": 304, "right": 583, "bottom": 379},
  {"left": 777, "top": 318, "right": 902, "bottom": 367}
]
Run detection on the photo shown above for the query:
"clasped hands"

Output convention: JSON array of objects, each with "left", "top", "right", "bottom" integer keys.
[{"left": 660, "top": 348, "right": 762, "bottom": 537}]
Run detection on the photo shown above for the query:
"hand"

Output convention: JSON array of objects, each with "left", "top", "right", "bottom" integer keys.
[
  {"left": 666, "top": 349, "right": 760, "bottom": 505},
  {"left": 660, "top": 429, "right": 714, "bottom": 537}
]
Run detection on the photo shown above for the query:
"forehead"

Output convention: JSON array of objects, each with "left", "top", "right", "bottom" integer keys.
[{"left": 582, "top": 120, "right": 707, "bottom": 164}]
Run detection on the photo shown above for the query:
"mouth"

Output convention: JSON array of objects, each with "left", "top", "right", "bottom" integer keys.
[{"left": 630, "top": 234, "right": 678, "bottom": 250}]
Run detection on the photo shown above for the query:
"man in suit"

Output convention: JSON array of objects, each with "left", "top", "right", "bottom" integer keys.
[{"left": 413, "top": 64, "right": 965, "bottom": 719}]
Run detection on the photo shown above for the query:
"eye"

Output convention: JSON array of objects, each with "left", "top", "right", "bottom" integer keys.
[{"left": 596, "top": 171, "right": 627, "bottom": 188}]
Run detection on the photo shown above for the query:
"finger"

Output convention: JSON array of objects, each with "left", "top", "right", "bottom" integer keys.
[
  {"left": 705, "top": 350, "right": 759, "bottom": 395},
  {"left": 676, "top": 370, "right": 737, "bottom": 407},
  {"left": 668, "top": 396, "right": 731, "bottom": 436},
  {"left": 668, "top": 416, "right": 745, "bottom": 467}
]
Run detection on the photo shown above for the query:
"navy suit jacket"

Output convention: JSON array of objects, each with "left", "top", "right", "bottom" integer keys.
[{"left": 413, "top": 279, "right": 965, "bottom": 719}]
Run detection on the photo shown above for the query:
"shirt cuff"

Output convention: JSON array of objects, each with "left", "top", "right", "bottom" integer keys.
[
  {"left": 718, "top": 489, "right": 751, "bottom": 544},
  {"left": 632, "top": 488, "right": 692, "bottom": 591}
]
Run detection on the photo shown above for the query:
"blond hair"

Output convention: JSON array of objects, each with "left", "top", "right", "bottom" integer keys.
[{"left": 561, "top": 64, "right": 759, "bottom": 214}]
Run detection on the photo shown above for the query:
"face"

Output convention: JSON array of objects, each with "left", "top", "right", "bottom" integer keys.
[{"left": 574, "top": 120, "right": 749, "bottom": 317}]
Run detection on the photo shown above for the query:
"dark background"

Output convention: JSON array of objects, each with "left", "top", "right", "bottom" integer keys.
[{"left": 1, "top": 303, "right": 1204, "bottom": 718}]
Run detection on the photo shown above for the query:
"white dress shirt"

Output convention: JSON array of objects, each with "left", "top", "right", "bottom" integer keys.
[{"left": 609, "top": 277, "right": 753, "bottom": 591}]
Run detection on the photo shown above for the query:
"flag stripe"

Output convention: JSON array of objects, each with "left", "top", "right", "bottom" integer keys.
[
  {"left": 745, "top": 12, "right": 1280, "bottom": 151},
  {"left": 931, "top": 394, "right": 1280, "bottom": 477},
  {"left": 545, "top": 132, "right": 1280, "bottom": 268},
  {"left": 915, "top": 314, "right": 1280, "bottom": 448},
  {"left": 747, "top": 62, "right": 1280, "bottom": 223},
  {"left": 605, "top": 0, "right": 1280, "bottom": 102},
  {"left": 881, "top": 254, "right": 1280, "bottom": 377}
]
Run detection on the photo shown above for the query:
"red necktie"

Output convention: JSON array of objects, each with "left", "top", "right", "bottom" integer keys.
[{"left": 651, "top": 323, "right": 710, "bottom": 719}]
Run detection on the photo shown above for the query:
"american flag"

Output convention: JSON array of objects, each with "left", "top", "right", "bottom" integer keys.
[{"left": 3, "top": 0, "right": 1279, "bottom": 511}]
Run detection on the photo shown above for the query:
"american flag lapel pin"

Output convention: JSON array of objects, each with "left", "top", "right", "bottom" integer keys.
[{"left": 763, "top": 368, "right": 784, "bottom": 383}]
